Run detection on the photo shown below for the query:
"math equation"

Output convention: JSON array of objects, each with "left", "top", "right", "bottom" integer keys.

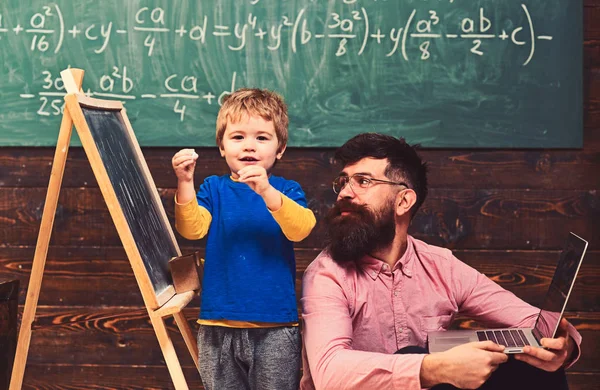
[{"left": 1, "top": 2, "right": 552, "bottom": 59}]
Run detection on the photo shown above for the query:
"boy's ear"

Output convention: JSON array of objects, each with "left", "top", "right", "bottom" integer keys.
[
  {"left": 219, "top": 145, "right": 225, "bottom": 157},
  {"left": 276, "top": 144, "right": 287, "bottom": 160}
]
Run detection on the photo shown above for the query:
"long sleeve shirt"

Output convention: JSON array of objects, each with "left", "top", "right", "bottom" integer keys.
[
  {"left": 300, "top": 235, "right": 582, "bottom": 390},
  {"left": 175, "top": 174, "right": 316, "bottom": 324}
]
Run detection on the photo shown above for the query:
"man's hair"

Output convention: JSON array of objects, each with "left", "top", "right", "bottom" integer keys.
[
  {"left": 216, "top": 88, "right": 288, "bottom": 153},
  {"left": 334, "top": 133, "right": 428, "bottom": 218}
]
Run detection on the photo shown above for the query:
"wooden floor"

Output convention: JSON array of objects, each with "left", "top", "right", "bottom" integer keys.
[{"left": 1, "top": 1, "right": 599, "bottom": 389}]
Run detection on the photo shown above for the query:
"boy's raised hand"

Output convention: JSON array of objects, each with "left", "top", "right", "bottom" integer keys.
[
  {"left": 172, "top": 149, "right": 198, "bottom": 183},
  {"left": 237, "top": 165, "right": 270, "bottom": 195},
  {"left": 237, "top": 165, "right": 282, "bottom": 211}
]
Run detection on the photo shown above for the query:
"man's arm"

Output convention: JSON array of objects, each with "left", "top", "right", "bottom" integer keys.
[{"left": 451, "top": 255, "right": 583, "bottom": 369}]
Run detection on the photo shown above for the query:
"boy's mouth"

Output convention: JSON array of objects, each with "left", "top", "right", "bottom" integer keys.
[{"left": 239, "top": 157, "right": 258, "bottom": 162}]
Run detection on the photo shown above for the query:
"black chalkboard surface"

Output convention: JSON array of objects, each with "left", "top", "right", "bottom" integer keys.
[
  {"left": 0, "top": 0, "right": 583, "bottom": 148},
  {"left": 80, "top": 106, "right": 177, "bottom": 299}
]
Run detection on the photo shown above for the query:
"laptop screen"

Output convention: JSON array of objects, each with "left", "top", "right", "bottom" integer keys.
[{"left": 533, "top": 233, "right": 587, "bottom": 340}]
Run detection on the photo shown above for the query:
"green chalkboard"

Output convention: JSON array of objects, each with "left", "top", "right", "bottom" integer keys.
[{"left": 0, "top": 0, "right": 582, "bottom": 147}]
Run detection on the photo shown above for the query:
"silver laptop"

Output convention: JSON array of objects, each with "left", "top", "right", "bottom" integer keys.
[{"left": 428, "top": 232, "right": 588, "bottom": 354}]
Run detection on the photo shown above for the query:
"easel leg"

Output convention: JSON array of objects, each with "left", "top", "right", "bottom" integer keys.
[
  {"left": 173, "top": 311, "right": 199, "bottom": 371},
  {"left": 9, "top": 69, "right": 84, "bottom": 389},
  {"left": 150, "top": 315, "right": 189, "bottom": 390}
]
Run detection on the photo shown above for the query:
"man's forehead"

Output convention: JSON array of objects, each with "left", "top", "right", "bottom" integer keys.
[{"left": 341, "top": 157, "right": 388, "bottom": 175}]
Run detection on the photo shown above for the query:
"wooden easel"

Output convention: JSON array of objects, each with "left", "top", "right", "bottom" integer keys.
[{"left": 10, "top": 68, "right": 199, "bottom": 390}]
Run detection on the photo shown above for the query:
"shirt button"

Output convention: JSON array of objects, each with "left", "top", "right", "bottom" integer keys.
[
  {"left": 393, "top": 291, "right": 398, "bottom": 297},
  {"left": 398, "top": 328, "right": 403, "bottom": 333}
]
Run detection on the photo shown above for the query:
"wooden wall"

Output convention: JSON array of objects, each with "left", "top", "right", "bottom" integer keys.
[{"left": 1, "top": 3, "right": 599, "bottom": 389}]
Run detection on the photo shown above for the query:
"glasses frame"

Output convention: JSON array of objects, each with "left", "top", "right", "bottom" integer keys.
[{"left": 332, "top": 173, "right": 409, "bottom": 194}]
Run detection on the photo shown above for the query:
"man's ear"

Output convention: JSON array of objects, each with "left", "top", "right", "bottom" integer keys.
[{"left": 396, "top": 189, "right": 417, "bottom": 217}]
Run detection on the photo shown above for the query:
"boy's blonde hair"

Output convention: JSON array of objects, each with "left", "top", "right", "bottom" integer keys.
[{"left": 216, "top": 88, "right": 288, "bottom": 153}]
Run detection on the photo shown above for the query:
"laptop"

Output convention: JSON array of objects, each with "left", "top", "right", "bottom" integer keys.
[{"left": 428, "top": 232, "right": 588, "bottom": 354}]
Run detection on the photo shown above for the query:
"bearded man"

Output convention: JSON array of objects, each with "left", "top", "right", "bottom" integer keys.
[{"left": 300, "top": 133, "right": 581, "bottom": 390}]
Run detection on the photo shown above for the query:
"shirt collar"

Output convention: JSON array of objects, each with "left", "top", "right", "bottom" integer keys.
[
  {"left": 359, "top": 255, "right": 385, "bottom": 280},
  {"left": 397, "top": 236, "right": 414, "bottom": 278},
  {"left": 358, "top": 236, "right": 415, "bottom": 279}
]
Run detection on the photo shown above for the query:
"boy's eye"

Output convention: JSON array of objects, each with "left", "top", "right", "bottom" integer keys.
[
  {"left": 257, "top": 136, "right": 269, "bottom": 141},
  {"left": 232, "top": 135, "right": 243, "bottom": 140}
]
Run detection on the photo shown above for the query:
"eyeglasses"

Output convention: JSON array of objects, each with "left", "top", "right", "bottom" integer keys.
[{"left": 332, "top": 173, "right": 408, "bottom": 194}]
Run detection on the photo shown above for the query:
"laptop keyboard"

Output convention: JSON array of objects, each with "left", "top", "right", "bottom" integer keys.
[{"left": 476, "top": 329, "right": 530, "bottom": 347}]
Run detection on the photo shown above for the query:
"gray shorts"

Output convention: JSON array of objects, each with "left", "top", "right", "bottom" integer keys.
[{"left": 197, "top": 324, "right": 301, "bottom": 390}]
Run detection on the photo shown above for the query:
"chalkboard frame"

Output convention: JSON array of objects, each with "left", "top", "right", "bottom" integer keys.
[{"left": 64, "top": 93, "right": 181, "bottom": 309}]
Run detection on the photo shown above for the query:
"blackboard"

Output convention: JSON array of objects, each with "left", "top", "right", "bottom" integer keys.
[
  {"left": 0, "top": 0, "right": 583, "bottom": 148},
  {"left": 81, "top": 105, "right": 177, "bottom": 299}
]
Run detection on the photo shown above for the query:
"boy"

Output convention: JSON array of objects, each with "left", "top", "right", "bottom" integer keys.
[{"left": 171, "top": 88, "right": 316, "bottom": 390}]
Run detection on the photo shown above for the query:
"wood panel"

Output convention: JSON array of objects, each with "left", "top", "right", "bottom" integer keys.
[
  {"left": 18, "top": 308, "right": 600, "bottom": 371},
  {"left": 1, "top": 246, "right": 598, "bottom": 311},
  {"left": 1, "top": 144, "right": 600, "bottom": 190},
  {"left": 1, "top": 187, "right": 598, "bottom": 250}
]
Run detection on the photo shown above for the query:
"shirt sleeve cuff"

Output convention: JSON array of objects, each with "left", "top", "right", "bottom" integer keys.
[
  {"left": 564, "top": 322, "right": 583, "bottom": 369},
  {"left": 392, "top": 353, "right": 427, "bottom": 390},
  {"left": 174, "top": 192, "right": 196, "bottom": 206},
  {"left": 269, "top": 193, "right": 291, "bottom": 217}
]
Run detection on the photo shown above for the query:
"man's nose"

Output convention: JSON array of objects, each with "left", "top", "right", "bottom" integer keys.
[{"left": 337, "top": 180, "right": 355, "bottom": 200}]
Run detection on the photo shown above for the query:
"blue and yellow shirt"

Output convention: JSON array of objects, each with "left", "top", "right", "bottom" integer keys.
[{"left": 175, "top": 174, "right": 316, "bottom": 327}]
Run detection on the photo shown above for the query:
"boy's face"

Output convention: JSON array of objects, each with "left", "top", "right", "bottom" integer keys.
[{"left": 219, "top": 114, "right": 285, "bottom": 177}]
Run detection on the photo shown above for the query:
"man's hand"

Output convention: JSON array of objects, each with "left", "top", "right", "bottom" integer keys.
[
  {"left": 515, "top": 318, "right": 574, "bottom": 372},
  {"left": 421, "top": 341, "right": 508, "bottom": 389},
  {"left": 172, "top": 149, "right": 198, "bottom": 183}
]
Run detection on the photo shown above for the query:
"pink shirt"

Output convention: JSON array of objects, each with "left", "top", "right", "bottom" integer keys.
[{"left": 300, "top": 236, "right": 582, "bottom": 390}]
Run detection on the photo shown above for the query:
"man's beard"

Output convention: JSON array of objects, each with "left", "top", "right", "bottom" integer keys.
[{"left": 323, "top": 198, "right": 396, "bottom": 265}]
